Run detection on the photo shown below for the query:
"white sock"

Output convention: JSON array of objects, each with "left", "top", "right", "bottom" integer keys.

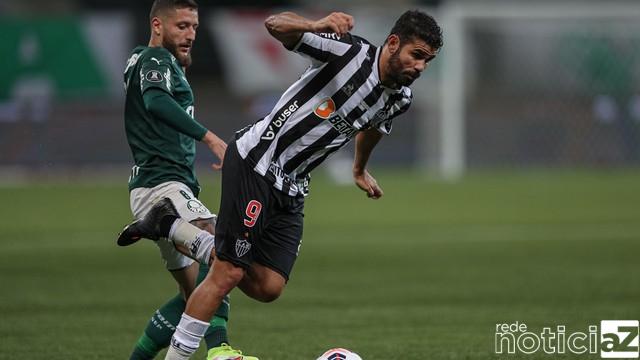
[
  {"left": 165, "top": 313, "right": 209, "bottom": 360},
  {"left": 168, "top": 218, "right": 216, "bottom": 265},
  {"left": 165, "top": 343, "right": 191, "bottom": 360}
]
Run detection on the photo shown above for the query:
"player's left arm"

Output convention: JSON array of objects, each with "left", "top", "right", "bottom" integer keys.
[
  {"left": 142, "top": 89, "right": 227, "bottom": 170},
  {"left": 353, "top": 128, "right": 384, "bottom": 199}
]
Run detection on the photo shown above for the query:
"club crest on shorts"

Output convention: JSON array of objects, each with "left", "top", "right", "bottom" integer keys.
[
  {"left": 235, "top": 239, "right": 251, "bottom": 257},
  {"left": 186, "top": 199, "right": 207, "bottom": 214}
]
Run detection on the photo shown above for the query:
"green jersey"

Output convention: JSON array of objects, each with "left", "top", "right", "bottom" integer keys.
[{"left": 123, "top": 46, "right": 205, "bottom": 196}]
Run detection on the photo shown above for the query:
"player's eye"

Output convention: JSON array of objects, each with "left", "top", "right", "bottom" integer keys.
[{"left": 414, "top": 51, "right": 436, "bottom": 63}]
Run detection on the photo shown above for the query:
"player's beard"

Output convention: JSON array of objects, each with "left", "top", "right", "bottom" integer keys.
[
  {"left": 163, "top": 38, "right": 192, "bottom": 68},
  {"left": 388, "top": 51, "right": 418, "bottom": 87}
]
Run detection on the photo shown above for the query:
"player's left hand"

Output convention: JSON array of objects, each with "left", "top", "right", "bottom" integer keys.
[
  {"left": 354, "top": 169, "right": 383, "bottom": 199},
  {"left": 202, "top": 131, "right": 227, "bottom": 170},
  {"left": 208, "top": 141, "right": 226, "bottom": 171}
]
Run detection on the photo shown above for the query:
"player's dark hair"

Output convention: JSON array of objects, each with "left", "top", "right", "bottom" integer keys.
[
  {"left": 149, "top": 0, "right": 198, "bottom": 21},
  {"left": 389, "top": 10, "right": 443, "bottom": 51}
]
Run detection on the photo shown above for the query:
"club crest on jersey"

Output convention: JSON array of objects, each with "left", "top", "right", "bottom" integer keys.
[
  {"left": 373, "top": 101, "right": 396, "bottom": 122},
  {"left": 373, "top": 109, "right": 389, "bottom": 122},
  {"left": 145, "top": 70, "right": 163, "bottom": 83},
  {"left": 314, "top": 98, "right": 336, "bottom": 119},
  {"left": 235, "top": 239, "right": 251, "bottom": 258},
  {"left": 341, "top": 83, "right": 355, "bottom": 97}
]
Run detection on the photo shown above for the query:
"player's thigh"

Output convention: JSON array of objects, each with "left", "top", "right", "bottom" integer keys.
[
  {"left": 130, "top": 181, "right": 215, "bottom": 221},
  {"left": 214, "top": 143, "right": 271, "bottom": 271},
  {"left": 130, "top": 181, "right": 214, "bottom": 270},
  {"left": 161, "top": 182, "right": 215, "bottom": 223},
  {"left": 254, "top": 195, "right": 305, "bottom": 282}
]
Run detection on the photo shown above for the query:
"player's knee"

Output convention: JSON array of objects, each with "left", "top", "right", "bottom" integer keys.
[
  {"left": 257, "top": 288, "right": 282, "bottom": 303},
  {"left": 209, "top": 261, "right": 245, "bottom": 296},
  {"left": 200, "top": 260, "right": 245, "bottom": 298},
  {"left": 256, "top": 280, "right": 285, "bottom": 303}
]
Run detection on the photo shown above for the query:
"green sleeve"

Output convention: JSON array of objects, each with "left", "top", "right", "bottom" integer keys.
[
  {"left": 140, "top": 49, "right": 173, "bottom": 94},
  {"left": 143, "top": 88, "right": 208, "bottom": 140}
]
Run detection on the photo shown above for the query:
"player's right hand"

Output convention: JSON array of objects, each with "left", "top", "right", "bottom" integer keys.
[
  {"left": 354, "top": 169, "right": 383, "bottom": 200},
  {"left": 312, "top": 12, "right": 354, "bottom": 36}
]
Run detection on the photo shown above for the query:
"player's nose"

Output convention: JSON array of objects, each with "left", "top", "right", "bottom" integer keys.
[{"left": 186, "top": 27, "right": 196, "bottom": 41}]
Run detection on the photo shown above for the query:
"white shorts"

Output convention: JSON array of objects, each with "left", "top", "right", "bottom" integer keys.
[{"left": 130, "top": 181, "right": 215, "bottom": 270}]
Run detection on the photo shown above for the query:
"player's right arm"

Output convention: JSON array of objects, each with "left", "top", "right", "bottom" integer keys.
[
  {"left": 264, "top": 11, "right": 354, "bottom": 51},
  {"left": 353, "top": 128, "right": 384, "bottom": 200}
]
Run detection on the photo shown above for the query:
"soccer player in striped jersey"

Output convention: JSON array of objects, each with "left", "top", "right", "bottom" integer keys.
[
  {"left": 119, "top": 10, "right": 442, "bottom": 360},
  {"left": 118, "top": 1, "right": 256, "bottom": 359}
]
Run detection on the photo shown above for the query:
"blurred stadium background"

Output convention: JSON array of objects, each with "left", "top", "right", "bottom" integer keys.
[{"left": 1, "top": 0, "right": 639, "bottom": 359}]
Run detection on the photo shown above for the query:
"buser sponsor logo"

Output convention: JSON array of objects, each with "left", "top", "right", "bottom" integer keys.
[{"left": 261, "top": 101, "right": 299, "bottom": 140}]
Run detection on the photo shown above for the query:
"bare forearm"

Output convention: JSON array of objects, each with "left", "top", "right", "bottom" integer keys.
[
  {"left": 265, "top": 11, "right": 354, "bottom": 49},
  {"left": 353, "top": 128, "right": 383, "bottom": 174},
  {"left": 201, "top": 130, "right": 223, "bottom": 147},
  {"left": 264, "top": 12, "right": 313, "bottom": 49}
]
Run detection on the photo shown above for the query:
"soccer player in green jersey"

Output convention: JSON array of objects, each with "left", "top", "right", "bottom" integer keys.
[{"left": 121, "top": 1, "right": 257, "bottom": 359}]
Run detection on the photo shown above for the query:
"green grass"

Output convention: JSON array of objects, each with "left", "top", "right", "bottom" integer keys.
[{"left": 0, "top": 169, "right": 639, "bottom": 359}]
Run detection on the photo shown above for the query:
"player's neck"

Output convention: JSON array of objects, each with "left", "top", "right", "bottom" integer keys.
[{"left": 148, "top": 36, "right": 162, "bottom": 48}]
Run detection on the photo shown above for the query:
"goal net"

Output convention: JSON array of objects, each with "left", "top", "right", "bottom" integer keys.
[{"left": 433, "top": 2, "right": 640, "bottom": 178}]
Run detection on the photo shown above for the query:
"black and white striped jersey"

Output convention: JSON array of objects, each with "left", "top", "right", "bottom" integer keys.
[{"left": 236, "top": 31, "right": 413, "bottom": 196}]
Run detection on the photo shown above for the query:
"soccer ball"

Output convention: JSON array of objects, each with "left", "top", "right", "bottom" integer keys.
[{"left": 316, "top": 348, "right": 363, "bottom": 360}]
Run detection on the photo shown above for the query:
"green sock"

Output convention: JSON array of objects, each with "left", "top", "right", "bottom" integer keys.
[
  {"left": 129, "top": 263, "right": 232, "bottom": 359},
  {"left": 204, "top": 317, "right": 229, "bottom": 349},
  {"left": 129, "top": 294, "right": 185, "bottom": 360}
]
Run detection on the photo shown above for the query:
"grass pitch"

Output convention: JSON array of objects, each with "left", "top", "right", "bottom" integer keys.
[{"left": 0, "top": 170, "right": 638, "bottom": 359}]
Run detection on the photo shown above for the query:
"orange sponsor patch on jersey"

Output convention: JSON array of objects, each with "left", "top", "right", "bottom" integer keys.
[{"left": 314, "top": 98, "right": 336, "bottom": 119}]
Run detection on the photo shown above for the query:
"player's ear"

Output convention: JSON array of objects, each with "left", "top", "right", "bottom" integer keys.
[
  {"left": 151, "top": 16, "right": 162, "bottom": 37},
  {"left": 387, "top": 34, "right": 400, "bottom": 55}
]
